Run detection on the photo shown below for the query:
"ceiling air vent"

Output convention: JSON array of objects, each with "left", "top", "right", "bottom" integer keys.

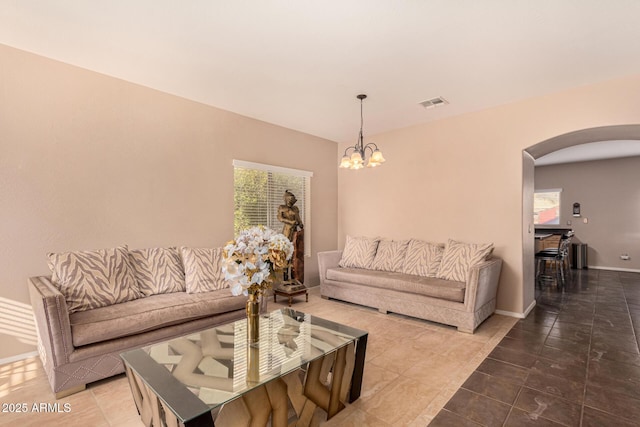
[{"left": 419, "top": 96, "right": 449, "bottom": 109}]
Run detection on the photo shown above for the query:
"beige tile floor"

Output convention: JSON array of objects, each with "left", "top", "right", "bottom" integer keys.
[{"left": 0, "top": 288, "right": 516, "bottom": 426}]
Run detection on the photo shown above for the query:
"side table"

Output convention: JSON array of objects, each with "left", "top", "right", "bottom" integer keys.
[{"left": 274, "top": 281, "right": 308, "bottom": 307}]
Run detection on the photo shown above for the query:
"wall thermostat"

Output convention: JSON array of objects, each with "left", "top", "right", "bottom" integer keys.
[{"left": 573, "top": 202, "right": 581, "bottom": 217}]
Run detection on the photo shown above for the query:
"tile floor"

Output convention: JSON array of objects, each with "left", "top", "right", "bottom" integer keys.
[
  {"left": 431, "top": 269, "right": 640, "bottom": 426},
  {"left": 4, "top": 270, "right": 639, "bottom": 426},
  {"left": 0, "top": 287, "right": 517, "bottom": 426},
  {"left": 10, "top": 269, "right": 636, "bottom": 427}
]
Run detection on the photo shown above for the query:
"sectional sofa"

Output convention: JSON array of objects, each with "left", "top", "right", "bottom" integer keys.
[{"left": 318, "top": 237, "right": 502, "bottom": 333}]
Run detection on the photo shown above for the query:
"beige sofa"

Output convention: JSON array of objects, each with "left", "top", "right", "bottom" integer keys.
[
  {"left": 318, "top": 237, "right": 502, "bottom": 333},
  {"left": 29, "top": 246, "right": 246, "bottom": 397}
]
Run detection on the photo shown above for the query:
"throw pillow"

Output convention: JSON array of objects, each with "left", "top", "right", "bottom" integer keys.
[
  {"left": 402, "top": 240, "right": 445, "bottom": 277},
  {"left": 129, "top": 247, "right": 186, "bottom": 296},
  {"left": 338, "top": 235, "right": 379, "bottom": 269},
  {"left": 371, "top": 240, "right": 410, "bottom": 272},
  {"left": 181, "top": 247, "right": 228, "bottom": 293},
  {"left": 47, "top": 245, "right": 141, "bottom": 314},
  {"left": 436, "top": 239, "right": 494, "bottom": 282}
]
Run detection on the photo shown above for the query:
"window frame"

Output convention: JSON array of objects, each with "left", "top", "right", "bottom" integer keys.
[{"left": 533, "top": 188, "right": 562, "bottom": 226}]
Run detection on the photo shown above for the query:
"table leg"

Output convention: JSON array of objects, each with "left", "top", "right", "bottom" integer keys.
[{"left": 348, "top": 333, "right": 368, "bottom": 403}]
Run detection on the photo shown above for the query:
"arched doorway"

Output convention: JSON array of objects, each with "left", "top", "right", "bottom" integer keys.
[{"left": 521, "top": 124, "right": 640, "bottom": 315}]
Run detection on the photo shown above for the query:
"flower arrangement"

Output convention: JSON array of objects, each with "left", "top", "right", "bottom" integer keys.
[{"left": 223, "top": 226, "right": 294, "bottom": 296}]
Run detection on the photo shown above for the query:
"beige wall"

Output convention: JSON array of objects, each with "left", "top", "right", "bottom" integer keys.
[
  {"left": 535, "top": 156, "right": 640, "bottom": 270},
  {"left": 338, "top": 74, "right": 640, "bottom": 315},
  {"left": 4, "top": 41, "right": 640, "bottom": 361},
  {"left": 0, "top": 44, "right": 338, "bottom": 360}
]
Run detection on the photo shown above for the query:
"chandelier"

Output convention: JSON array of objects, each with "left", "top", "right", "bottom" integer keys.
[{"left": 339, "top": 94, "right": 386, "bottom": 169}]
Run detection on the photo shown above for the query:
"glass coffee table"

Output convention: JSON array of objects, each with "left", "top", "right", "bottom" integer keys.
[{"left": 120, "top": 308, "right": 367, "bottom": 427}]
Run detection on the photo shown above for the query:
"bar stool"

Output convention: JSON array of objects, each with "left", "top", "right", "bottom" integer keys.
[{"left": 535, "top": 231, "right": 573, "bottom": 288}]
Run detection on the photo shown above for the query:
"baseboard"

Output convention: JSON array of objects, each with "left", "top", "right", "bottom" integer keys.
[
  {"left": 587, "top": 266, "right": 640, "bottom": 273},
  {"left": 495, "top": 305, "right": 530, "bottom": 319},
  {"left": 495, "top": 299, "right": 535, "bottom": 319},
  {"left": 523, "top": 299, "right": 536, "bottom": 317},
  {"left": 0, "top": 351, "right": 39, "bottom": 366}
]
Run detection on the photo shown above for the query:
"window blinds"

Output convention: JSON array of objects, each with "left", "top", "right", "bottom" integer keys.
[{"left": 233, "top": 160, "right": 312, "bottom": 256}]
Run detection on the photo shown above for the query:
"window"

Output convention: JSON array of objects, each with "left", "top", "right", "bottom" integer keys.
[
  {"left": 534, "top": 189, "right": 561, "bottom": 225},
  {"left": 233, "top": 160, "right": 312, "bottom": 256}
]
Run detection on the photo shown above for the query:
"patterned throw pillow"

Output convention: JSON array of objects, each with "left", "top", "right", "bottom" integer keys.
[
  {"left": 436, "top": 239, "right": 494, "bottom": 282},
  {"left": 129, "top": 247, "right": 186, "bottom": 296},
  {"left": 180, "top": 247, "right": 228, "bottom": 293},
  {"left": 402, "top": 240, "right": 445, "bottom": 277},
  {"left": 339, "top": 236, "right": 379, "bottom": 269},
  {"left": 371, "top": 240, "right": 410, "bottom": 272},
  {"left": 47, "top": 246, "right": 141, "bottom": 314}
]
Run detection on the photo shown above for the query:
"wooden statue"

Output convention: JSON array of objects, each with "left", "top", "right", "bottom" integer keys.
[{"left": 292, "top": 229, "right": 304, "bottom": 284}]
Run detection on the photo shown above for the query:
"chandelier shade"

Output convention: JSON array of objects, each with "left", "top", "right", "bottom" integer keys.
[{"left": 339, "top": 94, "right": 386, "bottom": 170}]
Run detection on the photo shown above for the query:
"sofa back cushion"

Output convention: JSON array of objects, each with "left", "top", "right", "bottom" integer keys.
[
  {"left": 47, "top": 245, "right": 141, "bottom": 314},
  {"left": 371, "top": 240, "right": 410, "bottom": 272},
  {"left": 436, "top": 239, "right": 494, "bottom": 282},
  {"left": 402, "top": 240, "right": 445, "bottom": 277},
  {"left": 181, "top": 247, "right": 228, "bottom": 293},
  {"left": 129, "top": 247, "right": 186, "bottom": 296},
  {"left": 339, "top": 235, "right": 379, "bottom": 269}
]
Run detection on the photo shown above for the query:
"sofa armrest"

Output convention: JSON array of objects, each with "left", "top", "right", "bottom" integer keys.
[
  {"left": 28, "top": 276, "right": 74, "bottom": 367},
  {"left": 317, "top": 250, "right": 343, "bottom": 285},
  {"left": 464, "top": 258, "right": 502, "bottom": 312}
]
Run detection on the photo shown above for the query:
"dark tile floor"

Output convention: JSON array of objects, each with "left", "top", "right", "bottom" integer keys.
[{"left": 430, "top": 269, "right": 640, "bottom": 426}]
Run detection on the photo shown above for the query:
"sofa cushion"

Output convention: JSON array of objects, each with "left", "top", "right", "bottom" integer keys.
[
  {"left": 437, "top": 239, "right": 494, "bottom": 282},
  {"left": 371, "top": 240, "right": 410, "bottom": 272},
  {"left": 69, "top": 289, "right": 246, "bottom": 347},
  {"left": 326, "top": 267, "right": 465, "bottom": 303},
  {"left": 339, "top": 235, "right": 379, "bottom": 269},
  {"left": 47, "top": 246, "right": 141, "bottom": 314},
  {"left": 181, "top": 247, "right": 229, "bottom": 293},
  {"left": 402, "top": 240, "right": 444, "bottom": 277},
  {"left": 129, "top": 247, "right": 186, "bottom": 296}
]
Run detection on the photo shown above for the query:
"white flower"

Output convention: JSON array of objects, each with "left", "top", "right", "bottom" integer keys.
[
  {"left": 223, "top": 258, "right": 239, "bottom": 276},
  {"left": 229, "top": 281, "right": 245, "bottom": 296}
]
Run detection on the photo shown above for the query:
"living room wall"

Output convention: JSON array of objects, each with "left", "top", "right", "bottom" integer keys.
[
  {"left": 0, "top": 44, "right": 338, "bottom": 360},
  {"left": 338, "top": 74, "right": 640, "bottom": 316},
  {"left": 535, "top": 156, "right": 640, "bottom": 271}
]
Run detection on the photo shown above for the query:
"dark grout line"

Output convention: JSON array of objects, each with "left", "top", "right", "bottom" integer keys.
[{"left": 579, "top": 268, "right": 599, "bottom": 427}]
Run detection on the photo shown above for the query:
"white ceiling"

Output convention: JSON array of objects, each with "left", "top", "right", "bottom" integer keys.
[{"left": 2, "top": 1, "right": 640, "bottom": 144}]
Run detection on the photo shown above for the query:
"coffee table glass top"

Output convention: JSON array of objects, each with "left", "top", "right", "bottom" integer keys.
[{"left": 120, "top": 308, "right": 367, "bottom": 424}]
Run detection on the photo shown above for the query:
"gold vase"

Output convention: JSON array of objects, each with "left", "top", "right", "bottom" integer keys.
[
  {"left": 247, "top": 345, "right": 260, "bottom": 383},
  {"left": 246, "top": 293, "right": 260, "bottom": 345}
]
